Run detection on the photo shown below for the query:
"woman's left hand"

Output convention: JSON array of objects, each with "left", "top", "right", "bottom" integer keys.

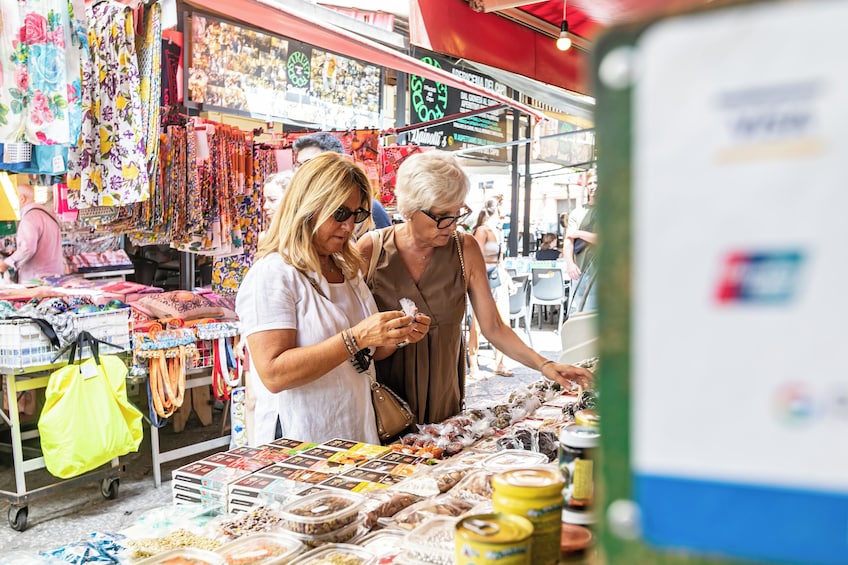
[
  {"left": 542, "top": 362, "right": 594, "bottom": 391},
  {"left": 404, "top": 313, "right": 431, "bottom": 345}
]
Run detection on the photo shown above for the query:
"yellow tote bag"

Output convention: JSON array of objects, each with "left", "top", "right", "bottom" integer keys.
[{"left": 38, "top": 332, "right": 142, "bottom": 479}]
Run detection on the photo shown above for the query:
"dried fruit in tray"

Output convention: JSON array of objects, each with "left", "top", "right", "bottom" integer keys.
[
  {"left": 277, "top": 491, "right": 363, "bottom": 535},
  {"left": 361, "top": 490, "right": 424, "bottom": 528},
  {"left": 447, "top": 469, "right": 493, "bottom": 502},
  {"left": 385, "top": 495, "right": 474, "bottom": 531},
  {"left": 215, "top": 532, "right": 303, "bottom": 565}
]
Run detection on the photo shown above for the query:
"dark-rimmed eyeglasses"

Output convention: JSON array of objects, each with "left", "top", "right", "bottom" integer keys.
[
  {"left": 420, "top": 206, "right": 472, "bottom": 229},
  {"left": 333, "top": 206, "right": 371, "bottom": 224}
]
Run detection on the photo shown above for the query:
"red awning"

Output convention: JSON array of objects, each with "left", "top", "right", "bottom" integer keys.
[
  {"left": 181, "top": 0, "right": 547, "bottom": 121},
  {"left": 409, "top": 0, "right": 589, "bottom": 94}
]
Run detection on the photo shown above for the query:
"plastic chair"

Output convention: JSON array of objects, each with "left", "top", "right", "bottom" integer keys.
[
  {"left": 558, "top": 311, "right": 598, "bottom": 365},
  {"left": 509, "top": 276, "right": 533, "bottom": 348},
  {"left": 529, "top": 268, "right": 569, "bottom": 333}
]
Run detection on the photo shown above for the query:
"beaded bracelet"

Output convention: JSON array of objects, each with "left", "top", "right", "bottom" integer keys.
[{"left": 341, "top": 330, "right": 358, "bottom": 357}]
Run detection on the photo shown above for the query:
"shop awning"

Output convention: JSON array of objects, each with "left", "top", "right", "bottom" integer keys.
[
  {"left": 409, "top": 0, "right": 589, "bottom": 94},
  {"left": 180, "top": 0, "right": 548, "bottom": 121}
]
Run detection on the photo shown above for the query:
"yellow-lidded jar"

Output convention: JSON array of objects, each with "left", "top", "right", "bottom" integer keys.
[
  {"left": 574, "top": 409, "right": 600, "bottom": 427},
  {"left": 491, "top": 467, "right": 564, "bottom": 565},
  {"left": 456, "top": 513, "right": 533, "bottom": 565}
]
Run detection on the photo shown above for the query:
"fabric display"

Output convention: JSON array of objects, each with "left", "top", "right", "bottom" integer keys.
[
  {"left": 0, "top": 0, "right": 88, "bottom": 147},
  {"left": 161, "top": 30, "right": 183, "bottom": 106},
  {"left": 67, "top": 0, "right": 158, "bottom": 208},
  {"left": 379, "top": 144, "right": 427, "bottom": 206},
  {"left": 211, "top": 146, "right": 275, "bottom": 294},
  {"left": 134, "top": 328, "right": 196, "bottom": 425},
  {"left": 134, "top": 290, "right": 225, "bottom": 321},
  {"left": 67, "top": 249, "right": 133, "bottom": 273}
]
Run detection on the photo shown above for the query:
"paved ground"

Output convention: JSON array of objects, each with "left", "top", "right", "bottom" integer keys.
[{"left": 0, "top": 320, "right": 563, "bottom": 557}]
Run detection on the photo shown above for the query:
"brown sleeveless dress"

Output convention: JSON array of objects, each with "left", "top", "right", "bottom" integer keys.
[{"left": 368, "top": 227, "right": 467, "bottom": 425}]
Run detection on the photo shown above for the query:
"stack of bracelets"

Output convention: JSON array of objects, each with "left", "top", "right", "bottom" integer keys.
[{"left": 340, "top": 328, "right": 373, "bottom": 372}]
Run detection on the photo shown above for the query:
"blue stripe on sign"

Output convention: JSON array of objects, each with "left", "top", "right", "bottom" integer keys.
[{"left": 635, "top": 474, "right": 848, "bottom": 565}]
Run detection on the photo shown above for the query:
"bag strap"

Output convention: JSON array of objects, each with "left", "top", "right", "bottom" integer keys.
[
  {"left": 366, "top": 229, "right": 383, "bottom": 284},
  {"left": 8, "top": 316, "right": 60, "bottom": 349},
  {"left": 454, "top": 231, "right": 467, "bottom": 294}
]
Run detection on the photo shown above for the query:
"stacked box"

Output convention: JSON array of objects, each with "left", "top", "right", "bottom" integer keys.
[
  {"left": 172, "top": 460, "right": 253, "bottom": 511},
  {"left": 227, "top": 474, "right": 306, "bottom": 513}
]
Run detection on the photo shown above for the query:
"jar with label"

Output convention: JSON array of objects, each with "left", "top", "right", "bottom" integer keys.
[
  {"left": 491, "top": 467, "right": 564, "bottom": 565},
  {"left": 559, "top": 424, "right": 600, "bottom": 524}
]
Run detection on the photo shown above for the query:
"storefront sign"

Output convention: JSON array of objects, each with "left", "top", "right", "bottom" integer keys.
[
  {"left": 408, "top": 53, "right": 508, "bottom": 160},
  {"left": 187, "top": 14, "right": 382, "bottom": 129}
]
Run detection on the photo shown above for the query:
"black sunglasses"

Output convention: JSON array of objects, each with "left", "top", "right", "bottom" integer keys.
[
  {"left": 420, "top": 206, "right": 472, "bottom": 229},
  {"left": 333, "top": 206, "right": 371, "bottom": 224}
]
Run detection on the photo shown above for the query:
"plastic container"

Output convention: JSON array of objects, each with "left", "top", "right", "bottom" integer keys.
[
  {"left": 285, "top": 515, "right": 367, "bottom": 548},
  {"left": 353, "top": 529, "right": 405, "bottom": 562},
  {"left": 216, "top": 532, "right": 304, "bottom": 564},
  {"left": 492, "top": 467, "right": 564, "bottom": 565},
  {"left": 558, "top": 424, "right": 600, "bottom": 525},
  {"left": 136, "top": 548, "right": 227, "bottom": 565},
  {"left": 401, "top": 517, "right": 458, "bottom": 565},
  {"left": 384, "top": 495, "right": 475, "bottom": 530},
  {"left": 289, "top": 543, "right": 375, "bottom": 564},
  {"left": 277, "top": 491, "right": 363, "bottom": 535},
  {"left": 480, "top": 449, "right": 548, "bottom": 473}
]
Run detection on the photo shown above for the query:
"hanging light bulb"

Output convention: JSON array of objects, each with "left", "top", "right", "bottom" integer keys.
[{"left": 556, "top": 0, "right": 572, "bottom": 51}]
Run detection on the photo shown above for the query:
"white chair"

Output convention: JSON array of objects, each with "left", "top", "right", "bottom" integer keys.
[
  {"left": 508, "top": 275, "right": 533, "bottom": 348},
  {"left": 558, "top": 311, "right": 598, "bottom": 365},
  {"left": 529, "top": 268, "right": 569, "bottom": 333}
]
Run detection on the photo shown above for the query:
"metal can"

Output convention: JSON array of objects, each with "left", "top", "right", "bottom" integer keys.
[
  {"left": 456, "top": 513, "right": 534, "bottom": 565},
  {"left": 559, "top": 423, "right": 600, "bottom": 524},
  {"left": 491, "top": 467, "right": 564, "bottom": 565}
]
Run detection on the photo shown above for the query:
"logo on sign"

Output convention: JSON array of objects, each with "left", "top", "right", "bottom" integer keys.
[{"left": 715, "top": 251, "right": 803, "bottom": 304}]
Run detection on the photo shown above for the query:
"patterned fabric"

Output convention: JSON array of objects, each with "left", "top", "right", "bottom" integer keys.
[
  {"left": 66, "top": 0, "right": 149, "bottom": 207},
  {"left": 379, "top": 144, "right": 426, "bottom": 206},
  {"left": 211, "top": 147, "right": 273, "bottom": 294},
  {"left": 0, "top": 0, "right": 87, "bottom": 145},
  {"left": 134, "top": 1, "right": 162, "bottom": 190}
]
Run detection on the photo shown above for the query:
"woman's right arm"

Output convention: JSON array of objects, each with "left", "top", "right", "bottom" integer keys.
[{"left": 248, "top": 311, "right": 415, "bottom": 393}]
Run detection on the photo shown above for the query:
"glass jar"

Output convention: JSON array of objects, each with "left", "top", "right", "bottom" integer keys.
[{"left": 558, "top": 424, "right": 600, "bottom": 524}]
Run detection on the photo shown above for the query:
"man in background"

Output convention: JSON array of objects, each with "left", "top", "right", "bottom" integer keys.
[
  {"left": 0, "top": 181, "right": 64, "bottom": 283},
  {"left": 292, "top": 132, "right": 392, "bottom": 228}
]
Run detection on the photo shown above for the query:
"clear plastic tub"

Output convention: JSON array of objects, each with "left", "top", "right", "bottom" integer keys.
[
  {"left": 286, "top": 515, "right": 368, "bottom": 548},
  {"left": 400, "top": 517, "right": 457, "bottom": 565},
  {"left": 480, "top": 449, "right": 548, "bottom": 473},
  {"left": 216, "top": 532, "right": 304, "bottom": 564},
  {"left": 383, "top": 495, "right": 474, "bottom": 531},
  {"left": 289, "top": 543, "right": 375, "bottom": 564},
  {"left": 277, "top": 491, "right": 363, "bottom": 535},
  {"left": 136, "top": 548, "right": 227, "bottom": 565},
  {"left": 354, "top": 530, "right": 405, "bottom": 562}
]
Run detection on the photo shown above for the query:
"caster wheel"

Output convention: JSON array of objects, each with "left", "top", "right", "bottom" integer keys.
[
  {"left": 8, "top": 505, "right": 27, "bottom": 531},
  {"left": 100, "top": 477, "right": 119, "bottom": 500}
]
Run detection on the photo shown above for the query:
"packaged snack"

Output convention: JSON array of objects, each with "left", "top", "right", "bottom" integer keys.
[
  {"left": 277, "top": 492, "right": 364, "bottom": 535},
  {"left": 215, "top": 532, "right": 303, "bottom": 565}
]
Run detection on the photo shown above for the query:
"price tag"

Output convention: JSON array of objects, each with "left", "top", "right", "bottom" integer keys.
[
  {"left": 52, "top": 154, "right": 64, "bottom": 173},
  {"left": 80, "top": 362, "right": 99, "bottom": 380}
]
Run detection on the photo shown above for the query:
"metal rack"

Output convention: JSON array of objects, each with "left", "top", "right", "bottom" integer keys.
[{"left": 0, "top": 363, "right": 121, "bottom": 532}]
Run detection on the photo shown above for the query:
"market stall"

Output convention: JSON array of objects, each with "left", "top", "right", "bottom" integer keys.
[{"left": 33, "top": 358, "right": 600, "bottom": 564}]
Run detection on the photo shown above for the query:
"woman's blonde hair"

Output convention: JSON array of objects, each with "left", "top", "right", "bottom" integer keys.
[
  {"left": 394, "top": 151, "right": 469, "bottom": 218},
  {"left": 257, "top": 152, "right": 372, "bottom": 281}
]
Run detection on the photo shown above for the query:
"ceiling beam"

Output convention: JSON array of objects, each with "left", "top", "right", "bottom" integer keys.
[
  {"left": 499, "top": 7, "right": 593, "bottom": 52},
  {"left": 470, "top": 0, "right": 548, "bottom": 12}
]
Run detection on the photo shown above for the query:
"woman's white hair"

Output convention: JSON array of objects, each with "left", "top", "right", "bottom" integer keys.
[{"left": 394, "top": 151, "right": 469, "bottom": 218}]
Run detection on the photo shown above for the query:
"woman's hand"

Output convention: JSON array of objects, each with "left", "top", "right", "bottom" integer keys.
[
  {"left": 542, "top": 362, "right": 594, "bottom": 392},
  {"left": 352, "top": 310, "right": 415, "bottom": 349},
  {"left": 405, "top": 313, "right": 431, "bottom": 345}
]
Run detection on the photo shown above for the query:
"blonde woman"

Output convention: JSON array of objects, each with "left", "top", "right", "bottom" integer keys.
[{"left": 236, "top": 153, "right": 431, "bottom": 445}]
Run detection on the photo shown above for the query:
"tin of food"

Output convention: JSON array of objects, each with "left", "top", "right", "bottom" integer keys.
[{"left": 456, "top": 513, "right": 534, "bottom": 565}]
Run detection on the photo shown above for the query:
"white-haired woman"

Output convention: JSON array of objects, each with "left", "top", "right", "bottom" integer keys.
[
  {"left": 358, "top": 151, "right": 592, "bottom": 425},
  {"left": 236, "top": 152, "right": 431, "bottom": 445}
]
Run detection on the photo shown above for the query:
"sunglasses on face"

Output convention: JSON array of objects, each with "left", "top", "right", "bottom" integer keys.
[
  {"left": 332, "top": 206, "right": 371, "bottom": 224},
  {"left": 420, "top": 206, "right": 472, "bottom": 229}
]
